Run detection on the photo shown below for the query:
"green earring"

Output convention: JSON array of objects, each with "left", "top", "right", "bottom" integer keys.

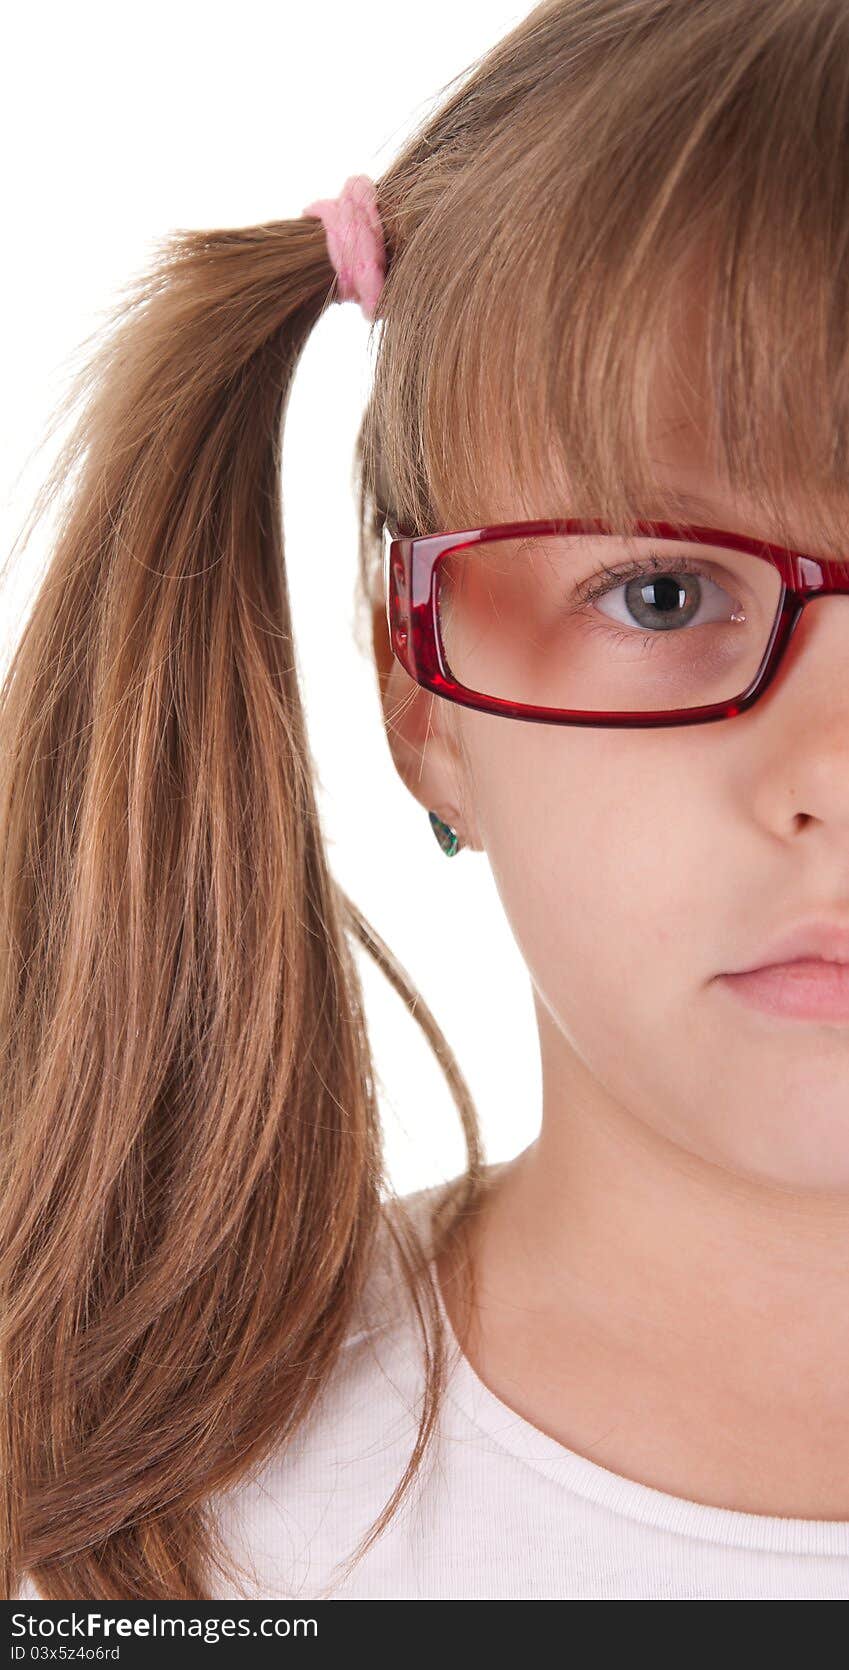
[{"left": 428, "top": 810, "right": 463, "bottom": 856}]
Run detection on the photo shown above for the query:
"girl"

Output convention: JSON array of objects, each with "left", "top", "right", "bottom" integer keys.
[{"left": 5, "top": 0, "right": 849, "bottom": 1602}]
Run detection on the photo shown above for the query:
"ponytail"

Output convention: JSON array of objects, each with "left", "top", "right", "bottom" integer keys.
[{"left": 0, "top": 209, "right": 484, "bottom": 1600}]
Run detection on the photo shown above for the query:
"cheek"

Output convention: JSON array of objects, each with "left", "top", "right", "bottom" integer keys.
[{"left": 464, "top": 721, "right": 702, "bottom": 1037}]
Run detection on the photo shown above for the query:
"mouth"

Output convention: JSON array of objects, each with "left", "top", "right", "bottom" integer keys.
[
  {"left": 716, "top": 920, "right": 849, "bottom": 1021},
  {"left": 717, "top": 957, "right": 849, "bottom": 1022}
]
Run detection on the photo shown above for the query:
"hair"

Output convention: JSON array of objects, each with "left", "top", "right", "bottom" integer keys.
[{"left": 4, "top": 0, "right": 849, "bottom": 1602}]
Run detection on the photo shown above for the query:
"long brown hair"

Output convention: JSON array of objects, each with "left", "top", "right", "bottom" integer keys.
[{"left": 5, "top": 0, "right": 849, "bottom": 1600}]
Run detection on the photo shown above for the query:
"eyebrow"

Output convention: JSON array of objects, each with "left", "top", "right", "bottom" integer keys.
[
  {"left": 647, "top": 487, "right": 735, "bottom": 523},
  {"left": 645, "top": 486, "right": 800, "bottom": 545}
]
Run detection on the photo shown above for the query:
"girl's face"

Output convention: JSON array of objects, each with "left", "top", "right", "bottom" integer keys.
[{"left": 374, "top": 316, "right": 849, "bottom": 1196}]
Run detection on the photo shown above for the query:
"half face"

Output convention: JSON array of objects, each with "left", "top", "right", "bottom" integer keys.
[{"left": 372, "top": 278, "right": 849, "bottom": 1195}]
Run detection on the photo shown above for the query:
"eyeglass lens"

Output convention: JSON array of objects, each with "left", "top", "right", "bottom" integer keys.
[{"left": 435, "top": 534, "right": 785, "bottom": 714}]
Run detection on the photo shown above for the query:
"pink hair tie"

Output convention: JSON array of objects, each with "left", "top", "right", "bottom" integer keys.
[{"left": 302, "top": 174, "right": 387, "bottom": 321}]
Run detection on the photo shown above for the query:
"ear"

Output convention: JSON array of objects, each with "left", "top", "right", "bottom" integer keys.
[{"left": 370, "top": 598, "right": 482, "bottom": 851}]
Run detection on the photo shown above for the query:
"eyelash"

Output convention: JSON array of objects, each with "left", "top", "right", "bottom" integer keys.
[{"left": 575, "top": 552, "right": 714, "bottom": 606}]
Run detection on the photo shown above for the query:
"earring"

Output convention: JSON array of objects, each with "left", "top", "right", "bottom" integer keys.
[{"left": 428, "top": 810, "right": 464, "bottom": 856}]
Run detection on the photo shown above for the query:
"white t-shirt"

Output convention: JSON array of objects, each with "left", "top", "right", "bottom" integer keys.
[{"left": 14, "top": 1176, "right": 849, "bottom": 1600}]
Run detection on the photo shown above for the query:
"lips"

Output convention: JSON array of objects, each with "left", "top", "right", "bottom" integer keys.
[
  {"left": 728, "top": 919, "right": 849, "bottom": 975},
  {"left": 718, "top": 958, "right": 849, "bottom": 1022},
  {"left": 717, "top": 917, "right": 849, "bottom": 1022}
]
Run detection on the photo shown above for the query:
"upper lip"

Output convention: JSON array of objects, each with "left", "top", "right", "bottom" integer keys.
[{"left": 727, "top": 920, "right": 849, "bottom": 975}]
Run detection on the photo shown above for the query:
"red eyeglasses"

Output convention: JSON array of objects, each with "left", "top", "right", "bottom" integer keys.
[{"left": 383, "top": 517, "right": 849, "bottom": 729}]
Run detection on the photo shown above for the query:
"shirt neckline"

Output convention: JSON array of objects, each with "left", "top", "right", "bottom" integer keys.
[{"left": 427, "top": 1250, "right": 849, "bottom": 1558}]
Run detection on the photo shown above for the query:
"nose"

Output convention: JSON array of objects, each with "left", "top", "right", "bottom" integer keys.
[{"left": 772, "top": 589, "right": 849, "bottom": 697}]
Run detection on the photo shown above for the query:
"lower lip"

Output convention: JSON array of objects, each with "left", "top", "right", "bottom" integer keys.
[{"left": 718, "top": 959, "right": 849, "bottom": 1021}]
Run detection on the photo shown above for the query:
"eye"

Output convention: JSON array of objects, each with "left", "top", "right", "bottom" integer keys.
[{"left": 587, "top": 561, "right": 745, "bottom": 633}]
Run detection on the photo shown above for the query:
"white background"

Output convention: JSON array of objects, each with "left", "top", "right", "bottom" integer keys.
[{"left": 1, "top": 1, "right": 542, "bottom": 1196}]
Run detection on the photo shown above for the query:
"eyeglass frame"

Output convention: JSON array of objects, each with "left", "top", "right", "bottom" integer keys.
[{"left": 382, "top": 515, "right": 849, "bottom": 729}]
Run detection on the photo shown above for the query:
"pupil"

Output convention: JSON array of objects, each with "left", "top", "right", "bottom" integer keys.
[{"left": 644, "top": 575, "right": 683, "bottom": 613}]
